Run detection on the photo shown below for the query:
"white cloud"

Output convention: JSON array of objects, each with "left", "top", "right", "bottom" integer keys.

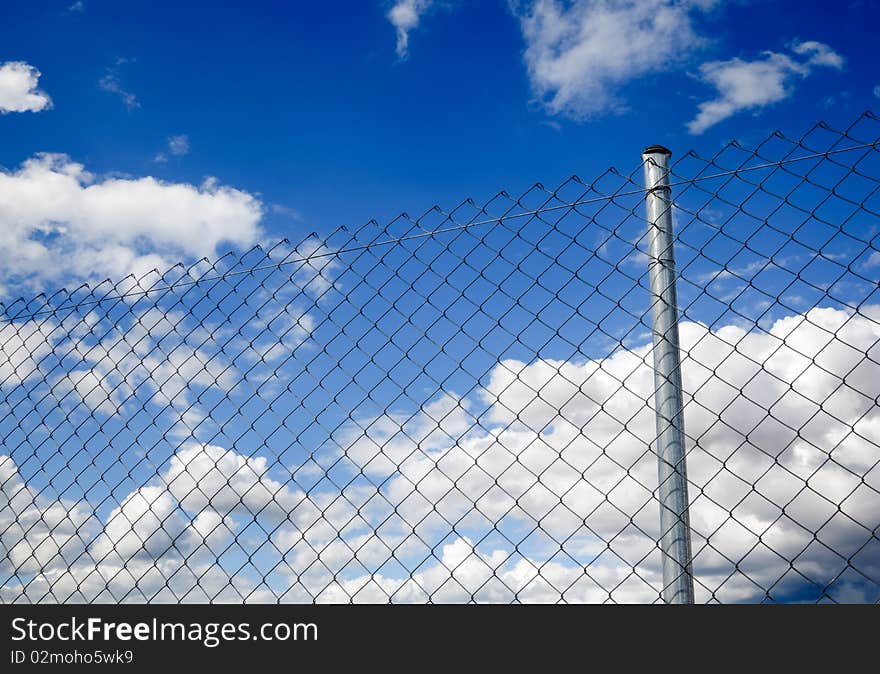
[
  {"left": 0, "top": 277, "right": 324, "bottom": 442},
  {"left": 1, "top": 443, "right": 318, "bottom": 602},
  {"left": 387, "top": 0, "right": 433, "bottom": 58},
  {"left": 45, "top": 306, "right": 238, "bottom": 433},
  {"left": 511, "top": 3, "right": 845, "bottom": 130},
  {"left": 163, "top": 444, "right": 306, "bottom": 521},
  {"left": 792, "top": 40, "right": 844, "bottom": 69},
  {"left": 0, "top": 454, "right": 247, "bottom": 602},
  {"left": 513, "top": 0, "right": 714, "bottom": 118},
  {"left": 0, "top": 62, "right": 52, "bottom": 114},
  {"left": 2, "top": 305, "right": 877, "bottom": 602},
  {"left": 0, "top": 153, "right": 263, "bottom": 293},
  {"left": 688, "top": 40, "right": 843, "bottom": 134},
  {"left": 0, "top": 455, "right": 98, "bottom": 578}
]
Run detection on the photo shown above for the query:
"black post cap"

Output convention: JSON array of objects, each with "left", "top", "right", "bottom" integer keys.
[{"left": 643, "top": 145, "right": 672, "bottom": 156}]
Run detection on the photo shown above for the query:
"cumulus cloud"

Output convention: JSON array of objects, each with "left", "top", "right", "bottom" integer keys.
[
  {"left": 162, "top": 444, "right": 306, "bottom": 520},
  {"left": 2, "top": 442, "right": 319, "bottom": 602},
  {"left": 387, "top": 0, "right": 433, "bottom": 58},
  {"left": 688, "top": 40, "right": 843, "bottom": 134},
  {"left": 0, "top": 153, "right": 263, "bottom": 294},
  {"left": 513, "top": 0, "right": 715, "bottom": 118},
  {"left": 283, "top": 305, "right": 880, "bottom": 602},
  {"left": 2, "top": 305, "right": 878, "bottom": 602},
  {"left": 0, "top": 62, "right": 52, "bottom": 114},
  {"left": 0, "top": 456, "right": 98, "bottom": 579},
  {"left": 1, "top": 454, "right": 245, "bottom": 602}
]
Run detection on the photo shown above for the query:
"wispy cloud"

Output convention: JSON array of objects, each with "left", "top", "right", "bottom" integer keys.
[
  {"left": 687, "top": 40, "right": 843, "bottom": 134},
  {"left": 66, "top": 1, "right": 85, "bottom": 13},
  {"left": 154, "top": 134, "right": 191, "bottom": 163},
  {"left": 167, "top": 134, "right": 190, "bottom": 156},
  {"left": 99, "top": 58, "right": 139, "bottom": 110},
  {"left": 269, "top": 203, "right": 303, "bottom": 220},
  {"left": 0, "top": 61, "right": 52, "bottom": 114},
  {"left": 387, "top": 0, "right": 433, "bottom": 59}
]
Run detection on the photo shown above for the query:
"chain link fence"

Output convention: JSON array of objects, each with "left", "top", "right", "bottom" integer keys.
[{"left": 1, "top": 113, "right": 879, "bottom": 603}]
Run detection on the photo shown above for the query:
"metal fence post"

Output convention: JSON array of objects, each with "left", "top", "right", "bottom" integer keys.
[{"left": 642, "top": 145, "right": 695, "bottom": 604}]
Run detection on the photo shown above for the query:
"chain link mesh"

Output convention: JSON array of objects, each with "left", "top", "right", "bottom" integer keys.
[{"left": 1, "top": 113, "right": 879, "bottom": 603}]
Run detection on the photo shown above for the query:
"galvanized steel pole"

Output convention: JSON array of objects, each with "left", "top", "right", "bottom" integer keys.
[{"left": 642, "top": 145, "right": 695, "bottom": 604}]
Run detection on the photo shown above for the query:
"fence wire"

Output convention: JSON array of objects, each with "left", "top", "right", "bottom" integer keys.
[{"left": 1, "top": 113, "right": 879, "bottom": 603}]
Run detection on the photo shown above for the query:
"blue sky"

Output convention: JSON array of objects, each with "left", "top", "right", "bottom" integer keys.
[
  {"left": 1, "top": 0, "right": 877, "bottom": 272},
  {"left": 1, "top": 1, "right": 879, "bottom": 604}
]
